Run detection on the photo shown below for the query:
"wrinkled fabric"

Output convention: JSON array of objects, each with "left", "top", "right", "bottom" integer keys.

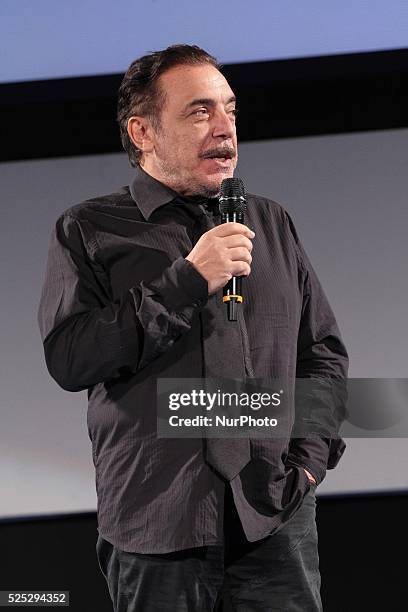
[{"left": 37, "top": 164, "right": 348, "bottom": 554}]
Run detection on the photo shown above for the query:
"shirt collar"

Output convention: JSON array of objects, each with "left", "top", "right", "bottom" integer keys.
[
  {"left": 129, "top": 164, "right": 220, "bottom": 220},
  {"left": 129, "top": 164, "right": 178, "bottom": 220}
]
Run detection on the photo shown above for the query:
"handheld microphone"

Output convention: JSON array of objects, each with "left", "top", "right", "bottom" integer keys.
[{"left": 218, "top": 177, "right": 247, "bottom": 322}]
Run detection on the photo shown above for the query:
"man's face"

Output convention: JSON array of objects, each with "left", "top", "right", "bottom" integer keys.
[{"left": 141, "top": 63, "right": 238, "bottom": 197}]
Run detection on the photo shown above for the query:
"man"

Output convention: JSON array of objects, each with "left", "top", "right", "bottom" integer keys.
[{"left": 38, "top": 44, "right": 348, "bottom": 611}]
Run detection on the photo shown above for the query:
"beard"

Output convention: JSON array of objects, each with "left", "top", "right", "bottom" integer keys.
[
  {"left": 150, "top": 136, "right": 236, "bottom": 197},
  {"left": 156, "top": 157, "right": 235, "bottom": 198}
]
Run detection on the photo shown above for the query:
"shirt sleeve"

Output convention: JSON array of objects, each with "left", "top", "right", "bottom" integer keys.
[
  {"left": 283, "top": 211, "right": 349, "bottom": 485},
  {"left": 37, "top": 213, "right": 208, "bottom": 392}
]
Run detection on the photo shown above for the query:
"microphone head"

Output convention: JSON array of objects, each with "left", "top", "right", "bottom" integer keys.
[{"left": 219, "top": 178, "right": 246, "bottom": 215}]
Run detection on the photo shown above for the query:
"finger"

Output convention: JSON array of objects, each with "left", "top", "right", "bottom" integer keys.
[
  {"left": 227, "top": 247, "right": 252, "bottom": 264},
  {"left": 229, "top": 261, "right": 251, "bottom": 277},
  {"left": 213, "top": 222, "right": 255, "bottom": 239},
  {"left": 222, "top": 234, "right": 253, "bottom": 251}
]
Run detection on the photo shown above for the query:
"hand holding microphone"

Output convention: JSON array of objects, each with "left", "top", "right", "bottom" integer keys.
[
  {"left": 185, "top": 221, "right": 254, "bottom": 296},
  {"left": 186, "top": 177, "right": 253, "bottom": 320}
]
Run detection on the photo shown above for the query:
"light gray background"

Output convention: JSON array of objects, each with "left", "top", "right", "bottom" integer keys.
[{"left": 1, "top": 128, "right": 407, "bottom": 519}]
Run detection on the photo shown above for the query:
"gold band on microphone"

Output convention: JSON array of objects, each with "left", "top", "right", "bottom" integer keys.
[{"left": 222, "top": 295, "right": 243, "bottom": 303}]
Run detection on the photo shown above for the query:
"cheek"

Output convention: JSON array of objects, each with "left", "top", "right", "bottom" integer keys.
[{"left": 174, "top": 134, "right": 200, "bottom": 157}]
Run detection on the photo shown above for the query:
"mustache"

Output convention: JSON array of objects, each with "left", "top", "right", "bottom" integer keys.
[{"left": 201, "top": 146, "right": 236, "bottom": 159}]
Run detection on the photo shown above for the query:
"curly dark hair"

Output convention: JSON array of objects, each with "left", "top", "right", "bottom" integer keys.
[{"left": 117, "top": 44, "right": 222, "bottom": 167}]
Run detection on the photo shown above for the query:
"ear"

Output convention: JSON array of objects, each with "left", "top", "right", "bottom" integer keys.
[{"left": 127, "top": 116, "right": 155, "bottom": 155}]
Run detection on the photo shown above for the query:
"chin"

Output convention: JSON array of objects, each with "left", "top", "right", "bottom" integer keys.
[
  {"left": 203, "top": 177, "right": 228, "bottom": 196},
  {"left": 207, "top": 169, "right": 234, "bottom": 186},
  {"left": 188, "top": 170, "right": 234, "bottom": 198}
]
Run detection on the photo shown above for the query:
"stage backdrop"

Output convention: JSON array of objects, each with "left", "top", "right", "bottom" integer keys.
[{"left": 0, "top": 127, "right": 407, "bottom": 519}]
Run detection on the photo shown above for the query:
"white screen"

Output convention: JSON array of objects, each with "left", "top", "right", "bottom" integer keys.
[{"left": 1, "top": 0, "right": 408, "bottom": 83}]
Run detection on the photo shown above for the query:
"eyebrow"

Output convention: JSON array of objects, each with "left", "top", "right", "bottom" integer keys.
[{"left": 182, "top": 95, "right": 237, "bottom": 114}]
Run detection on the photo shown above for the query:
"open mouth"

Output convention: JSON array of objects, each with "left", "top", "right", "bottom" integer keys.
[
  {"left": 202, "top": 151, "right": 234, "bottom": 161},
  {"left": 204, "top": 156, "right": 232, "bottom": 162}
]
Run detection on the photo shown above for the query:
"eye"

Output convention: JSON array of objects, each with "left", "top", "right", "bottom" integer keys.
[
  {"left": 229, "top": 108, "right": 238, "bottom": 118},
  {"left": 193, "top": 108, "right": 209, "bottom": 116}
]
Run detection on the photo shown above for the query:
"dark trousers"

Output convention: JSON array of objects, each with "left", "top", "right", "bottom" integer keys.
[{"left": 96, "top": 483, "right": 322, "bottom": 612}]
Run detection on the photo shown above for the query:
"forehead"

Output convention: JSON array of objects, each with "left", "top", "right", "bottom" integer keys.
[{"left": 158, "top": 63, "right": 235, "bottom": 109}]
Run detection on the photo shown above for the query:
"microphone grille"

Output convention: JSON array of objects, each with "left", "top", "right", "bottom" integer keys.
[{"left": 219, "top": 178, "right": 246, "bottom": 214}]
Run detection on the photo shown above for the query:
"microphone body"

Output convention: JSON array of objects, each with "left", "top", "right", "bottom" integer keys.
[{"left": 218, "top": 178, "right": 247, "bottom": 322}]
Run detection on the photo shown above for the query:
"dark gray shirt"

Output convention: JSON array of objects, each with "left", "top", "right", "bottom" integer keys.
[{"left": 37, "top": 164, "right": 348, "bottom": 554}]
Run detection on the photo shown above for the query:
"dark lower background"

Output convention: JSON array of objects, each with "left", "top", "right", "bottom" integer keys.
[{"left": 1, "top": 492, "right": 406, "bottom": 611}]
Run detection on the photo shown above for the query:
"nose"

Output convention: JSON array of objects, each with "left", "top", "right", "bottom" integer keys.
[{"left": 212, "top": 107, "right": 235, "bottom": 140}]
